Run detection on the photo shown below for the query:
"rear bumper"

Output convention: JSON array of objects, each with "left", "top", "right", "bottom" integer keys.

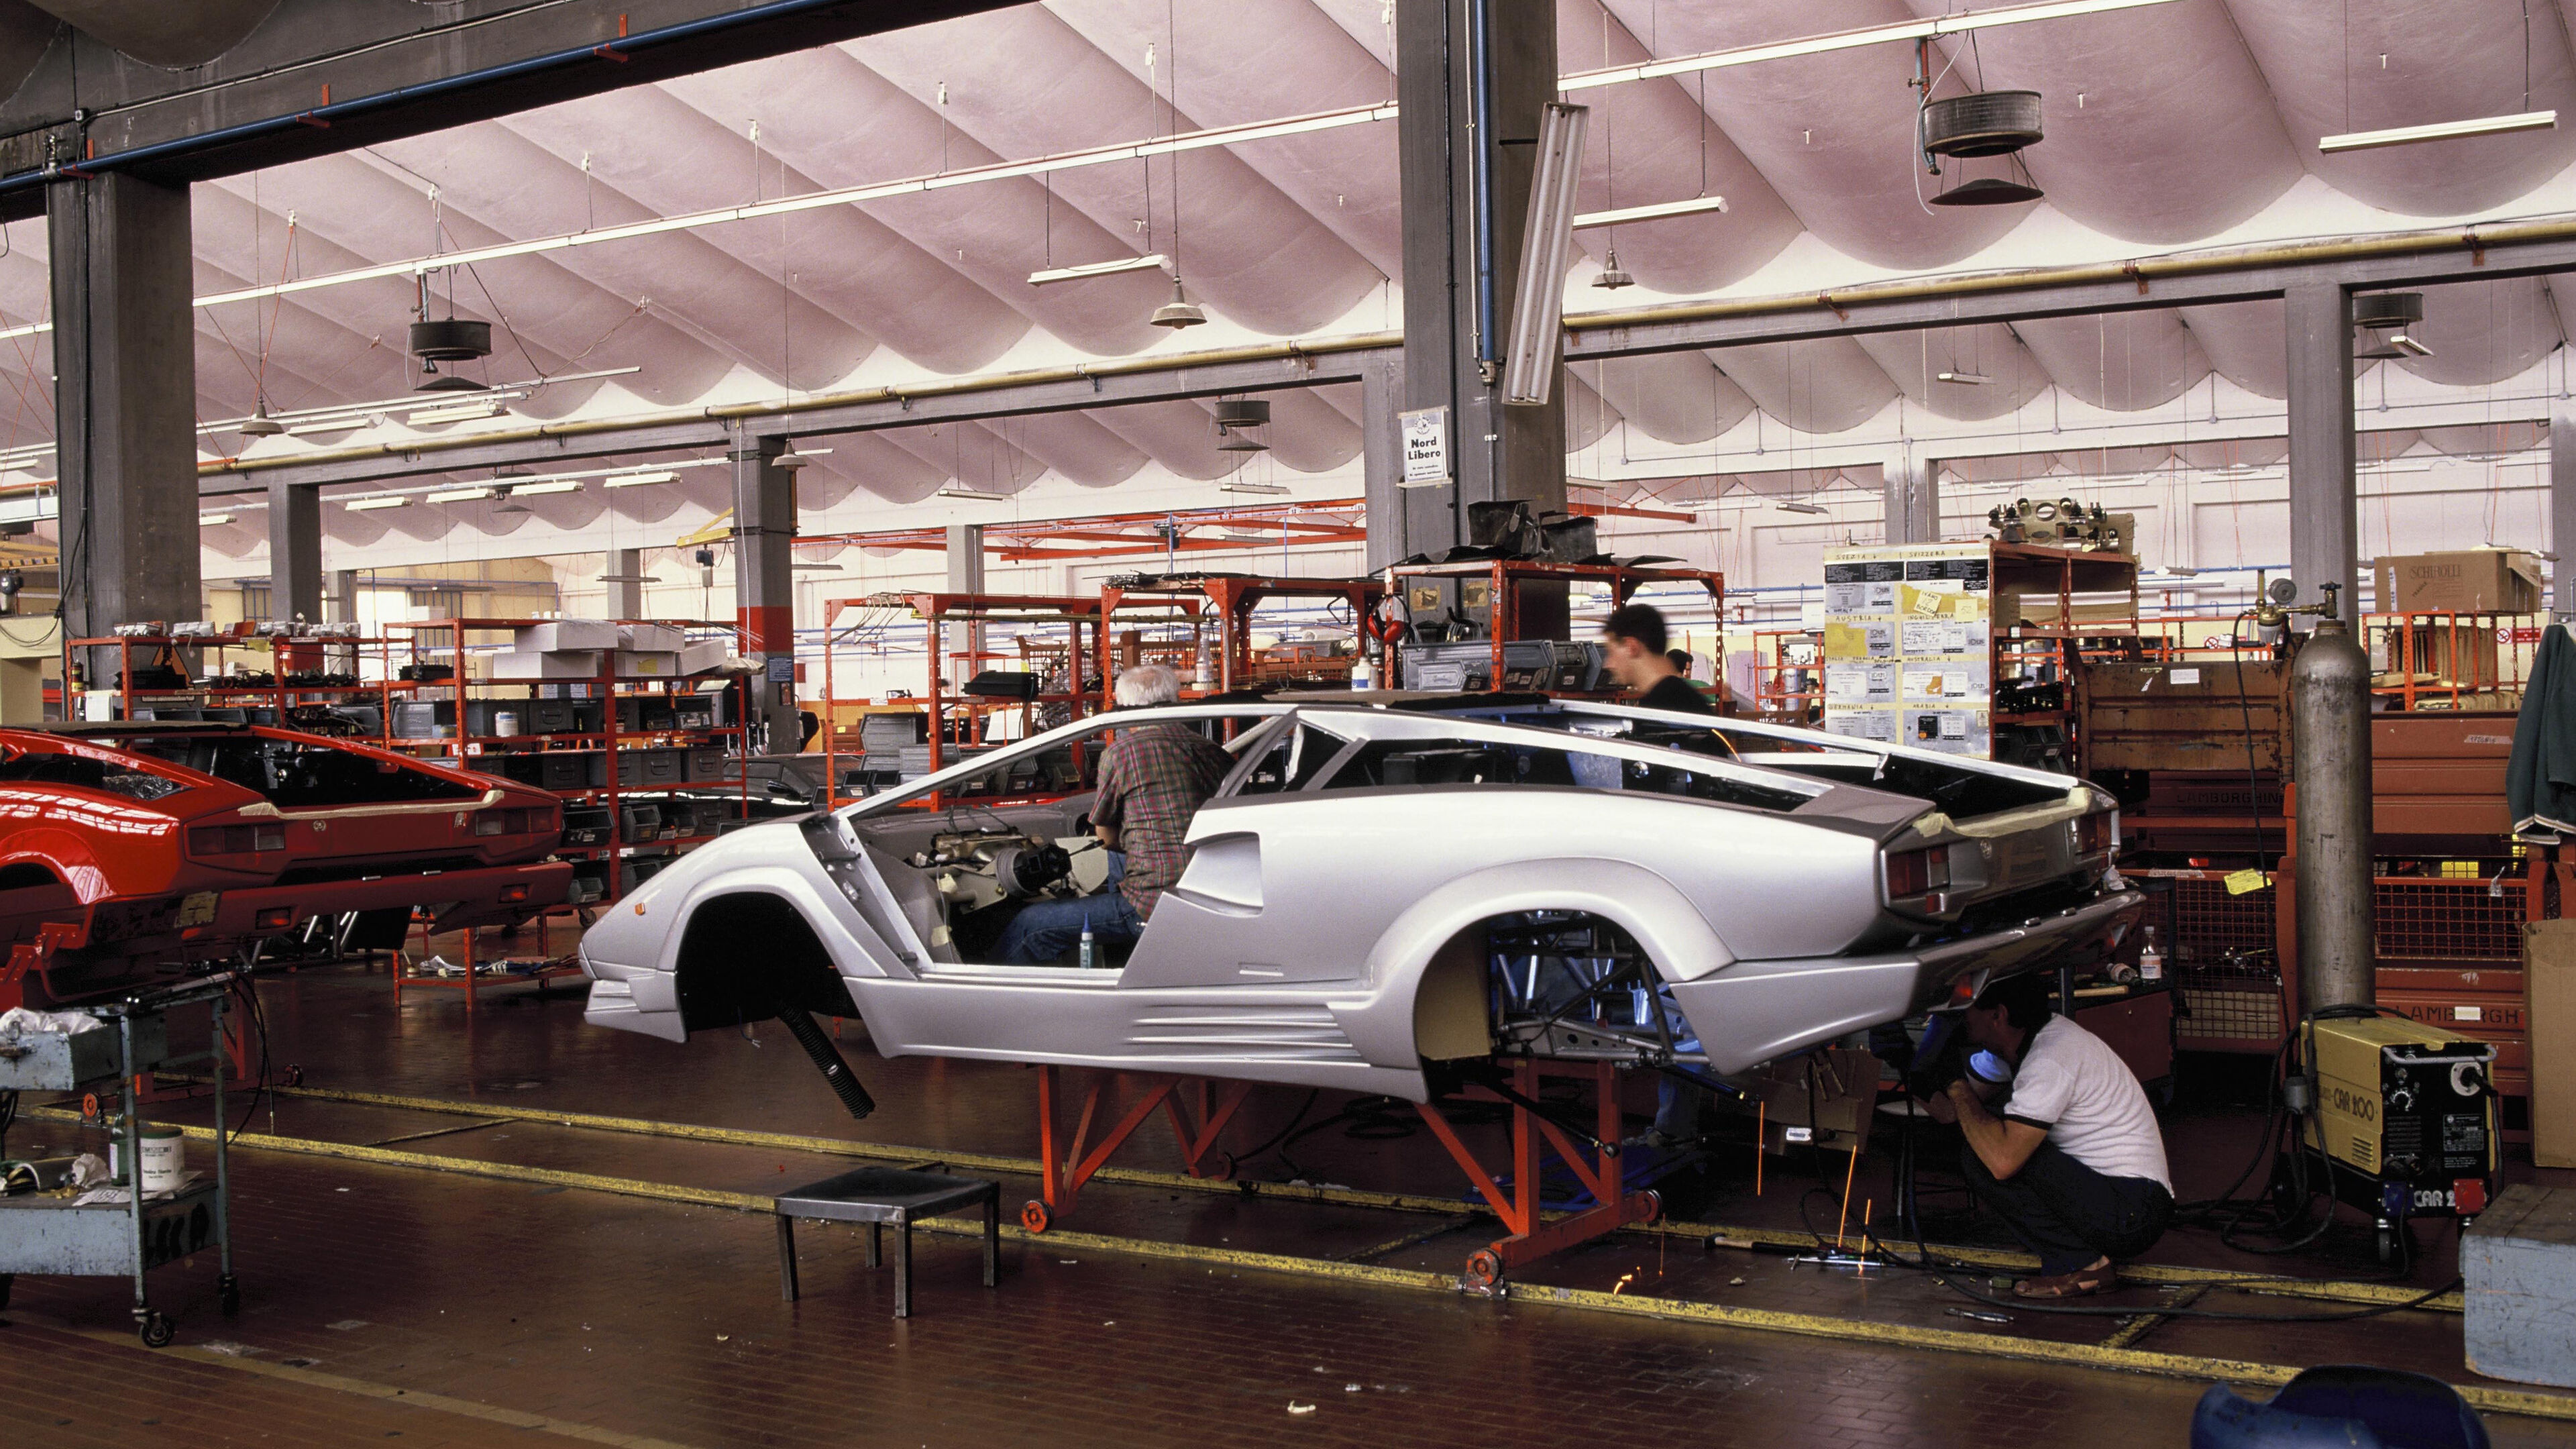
[
  {"left": 205, "top": 861, "right": 574, "bottom": 936},
  {"left": 1671, "top": 885, "right": 2144, "bottom": 1073}
]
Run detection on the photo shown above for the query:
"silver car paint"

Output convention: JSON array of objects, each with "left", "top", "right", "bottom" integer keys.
[{"left": 578, "top": 700, "right": 2136, "bottom": 1099}]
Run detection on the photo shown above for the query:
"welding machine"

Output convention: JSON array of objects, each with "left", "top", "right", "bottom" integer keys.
[{"left": 2290, "top": 1010, "right": 2498, "bottom": 1267}]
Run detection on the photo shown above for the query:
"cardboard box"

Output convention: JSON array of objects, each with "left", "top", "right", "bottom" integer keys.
[
  {"left": 677, "top": 639, "right": 729, "bottom": 676},
  {"left": 2375, "top": 549, "right": 2544, "bottom": 615},
  {"left": 2528, "top": 920, "right": 2576, "bottom": 1170},
  {"left": 515, "top": 619, "right": 617, "bottom": 653},
  {"left": 490, "top": 649, "right": 604, "bottom": 681},
  {"left": 619, "top": 623, "right": 684, "bottom": 653},
  {"left": 1748, "top": 1046, "right": 1883, "bottom": 1155},
  {"left": 612, "top": 650, "right": 680, "bottom": 678}
]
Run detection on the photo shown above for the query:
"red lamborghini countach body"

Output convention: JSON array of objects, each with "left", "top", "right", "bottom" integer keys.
[{"left": 0, "top": 723, "right": 569, "bottom": 1007}]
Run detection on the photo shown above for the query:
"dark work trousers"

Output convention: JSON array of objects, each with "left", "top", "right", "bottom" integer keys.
[{"left": 1959, "top": 1140, "right": 2173, "bottom": 1275}]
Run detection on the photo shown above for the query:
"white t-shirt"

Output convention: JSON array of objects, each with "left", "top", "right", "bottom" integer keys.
[{"left": 2002, "top": 1017, "right": 2171, "bottom": 1191}]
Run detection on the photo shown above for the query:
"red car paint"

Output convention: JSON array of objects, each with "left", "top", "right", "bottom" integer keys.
[{"left": 0, "top": 723, "right": 571, "bottom": 1007}]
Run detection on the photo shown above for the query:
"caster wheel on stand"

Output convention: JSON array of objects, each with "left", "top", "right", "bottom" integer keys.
[
  {"left": 1020, "top": 1199, "right": 1053, "bottom": 1234},
  {"left": 219, "top": 1274, "right": 241, "bottom": 1318},
  {"left": 138, "top": 1311, "right": 174, "bottom": 1348},
  {"left": 1462, "top": 1249, "right": 1505, "bottom": 1292},
  {"left": 2376, "top": 1221, "right": 2415, "bottom": 1272}
]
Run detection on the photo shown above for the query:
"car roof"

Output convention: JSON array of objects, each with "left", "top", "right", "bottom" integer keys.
[{"left": 14, "top": 721, "right": 256, "bottom": 737}]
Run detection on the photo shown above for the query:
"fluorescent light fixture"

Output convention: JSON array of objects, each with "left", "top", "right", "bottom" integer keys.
[
  {"left": 792, "top": 561, "right": 844, "bottom": 572},
  {"left": 198, "top": 513, "right": 235, "bottom": 526},
  {"left": 1217, "top": 480, "right": 1291, "bottom": 496},
  {"left": 1559, "top": 0, "right": 2184, "bottom": 90},
  {"left": 604, "top": 470, "right": 679, "bottom": 488},
  {"left": 425, "top": 486, "right": 497, "bottom": 503},
  {"left": 343, "top": 495, "right": 410, "bottom": 512},
  {"left": 508, "top": 478, "right": 584, "bottom": 496},
  {"left": 936, "top": 485, "right": 1008, "bottom": 502},
  {"left": 1937, "top": 370, "right": 1992, "bottom": 384},
  {"left": 406, "top": 400, "right": 505, "bottom": 425},
  {"left": 1224, "top": 528, "right": 1274, "bottom": 541},
  {"left": 2319, "top": 110, "right": 2556, "bottom": 153},
  {"left": 1573, "top": 195, "right": 1727, "bottom": 229},
  {"left": 1776, "top": 500, "right": 1828, "bottom": 515},
  {"left": 1028, "top": 254, "right": 1167, "bottom": 286},
  {"left": 1501, "top": 101, "right": 1590, "bottom": 408},
  {"left": 597, "top": 572, "right": 663, "bottom": 584}
]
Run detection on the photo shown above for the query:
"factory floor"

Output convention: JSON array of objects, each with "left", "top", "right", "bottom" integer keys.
[{"left": 7, "top": 953, "right": 2575, "bottom": 1448}]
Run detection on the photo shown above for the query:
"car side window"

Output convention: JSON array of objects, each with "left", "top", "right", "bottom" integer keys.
[
  {"left": 1316, "top": 736, "right": 1805, "bottom": 810},
  {"left": 0, "top": 747, "right": 189, "bottom": 800},
  {"left": 1226, "top": 724, "right": 1349, "bottom": 796}
]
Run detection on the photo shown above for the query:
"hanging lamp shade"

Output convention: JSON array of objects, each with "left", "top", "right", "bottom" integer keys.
[
  {"left": 238, "top": 398, "right": 284, "bottom": 437},
  {"left": 1151, "top": 278, "right": 1206, "bottom": 329},
  {"left": 1593, "top": 249, "right": 1634, "bottom": 290}
]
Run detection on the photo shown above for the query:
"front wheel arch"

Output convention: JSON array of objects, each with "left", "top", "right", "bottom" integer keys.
[{"left": 672, "top": 892, "right": 859, "bottom": 1033}]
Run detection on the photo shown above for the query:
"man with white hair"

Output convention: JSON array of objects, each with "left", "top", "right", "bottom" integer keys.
[{"left": 994, "top": 663, "right": 1233, "bottom": 965}]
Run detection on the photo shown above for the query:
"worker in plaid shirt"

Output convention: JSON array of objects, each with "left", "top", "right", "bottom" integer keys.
[{"left": 995, "top": 663, "right": 1232, "bottom": 965}]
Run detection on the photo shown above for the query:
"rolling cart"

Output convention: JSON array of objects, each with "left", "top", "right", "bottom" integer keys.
[{"left": 0, "top": 975, "right": 240, "bottom": 1346}]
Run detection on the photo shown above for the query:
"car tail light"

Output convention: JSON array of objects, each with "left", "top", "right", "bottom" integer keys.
[
  {"left": 253, "top": 906, "right": 295, "bottom": 930},
  {"left": 500, "top": 883, "right": 531, "bottom": 904},
  {"left": 471, "top": 808, "right": 547, "bottom": 837},
  {"left": 2077, "top": 810, "right": 2117, "bottom": 856},
  {"left": 1884, "top": 845, "right": 1951, "bottom": 901},
  {"left": 189, "top": 824, "right": 286, "bottom": 858}
]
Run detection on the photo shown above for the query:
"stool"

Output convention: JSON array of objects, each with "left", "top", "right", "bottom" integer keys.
[{"left": 774, "top": 1167, "right": 1000, "bottom": 1318}]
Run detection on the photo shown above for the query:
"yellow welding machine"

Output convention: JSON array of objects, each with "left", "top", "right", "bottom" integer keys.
[{"left": 2298, "top": 1011, "right": 2498, "bottom": 1226}]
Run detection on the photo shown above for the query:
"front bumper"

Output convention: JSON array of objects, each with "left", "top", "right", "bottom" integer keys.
[{"left": 1669, "top": 885, "right": 2145, "bottom": 1073}]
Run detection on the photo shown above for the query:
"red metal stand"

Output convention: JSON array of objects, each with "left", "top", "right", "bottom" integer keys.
[
  {"left": 1020, "top": 1067, "right": 1250, "bottom": 1232},
  {"left": 1412, "top": 1059, "right": 1660, "bottom": 1289}
]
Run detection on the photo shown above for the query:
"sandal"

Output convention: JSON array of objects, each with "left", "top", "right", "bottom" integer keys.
[{"left": 2014, "top": 1264, "right": 2118, "bottom": 1299}]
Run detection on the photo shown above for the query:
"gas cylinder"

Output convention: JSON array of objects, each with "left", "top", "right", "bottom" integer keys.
[{"left": 2288, "top": 609, "right": 2375, "bottom": 1013}]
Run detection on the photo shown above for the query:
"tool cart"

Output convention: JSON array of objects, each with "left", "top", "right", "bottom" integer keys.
[{"left": 0, "top": 975, "right": 239, "bottom": 1346}]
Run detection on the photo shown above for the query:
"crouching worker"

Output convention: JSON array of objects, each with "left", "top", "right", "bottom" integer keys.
[{"left": 1922, "top": 973, "right": 2172, "bottom": 1299}]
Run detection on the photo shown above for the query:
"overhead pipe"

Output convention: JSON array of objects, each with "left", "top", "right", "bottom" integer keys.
[
  {"left": 0, "top": 0, "right": 879, "bottom": 199},
  {"left": 192, "top": 331, "right": 1402, "bottom": 486},
  {"left": 1564, "top": 215, "right": 2576, "bottom": 335}
]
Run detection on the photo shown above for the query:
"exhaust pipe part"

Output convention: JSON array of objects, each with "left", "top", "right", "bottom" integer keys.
[{"left": 776, "top": 1008, "right": 877, "bottom": 1121}]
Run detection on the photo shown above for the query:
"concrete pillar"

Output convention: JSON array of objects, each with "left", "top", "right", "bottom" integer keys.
[
  {"left": 731, "top": 432, "right": 799, "bottom": 754},
  {"left": 1360, "top": 348, "right": 1434, "bottom": 572},
  {"left": 604, "top": 548, "right": 644, "bottom": 619},
  {"left": 267, "top": 478, "right": 321, "bottom": 622},
  {"left": 943, "top": 523, "right": 983, "bottom": 690},
  {"left": 48, "top": 173, "right": 201, "bottom": 655},
  {"left": 2553, "top": 408, "right": 2576, "bottom": 615},
  {"left": 1395, "top": 0, "right": 1565, "bottom": 561},
  {"left": 2285, "top": 281, "right": 2358, "bottom": 617},
  {"left": 1882, "top": 448, "right": 1939, "bottom": 545},
  {"left": 328, "top": 569, "right": 360, "bottom": 625}
]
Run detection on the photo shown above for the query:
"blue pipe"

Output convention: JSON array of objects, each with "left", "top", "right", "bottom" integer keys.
[
  {"left": 0, "top": 0, "right": 861, "bottom": 198},
  {"left": 1465, "top": 0, "right": 1497, "bottom": 367}
]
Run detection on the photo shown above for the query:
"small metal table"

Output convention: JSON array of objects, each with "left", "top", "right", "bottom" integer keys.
[{"left": 774, "top": 1166, "right": 998, "bottom": 1318}]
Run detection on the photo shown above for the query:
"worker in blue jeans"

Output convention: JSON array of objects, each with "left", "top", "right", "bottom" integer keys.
[
  {"left": 993, "top": 663, "right": 1230, "bottom": 965},
  {"left": 1924, "top": 973, "right": 2174, "bottom": 1299}
]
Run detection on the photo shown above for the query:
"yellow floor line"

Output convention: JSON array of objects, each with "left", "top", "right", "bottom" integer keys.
[
  {"left": 28, "top": 1106, "right": 2559, "bottom": 1424},
  {"left": 6, "top": 1310, "right": 704, "bottom": 1449},
  {"left": 199, "top": 1078, "right": 2463, "bottom": 1312}
]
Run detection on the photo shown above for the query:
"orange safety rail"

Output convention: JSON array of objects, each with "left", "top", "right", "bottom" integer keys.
[
  {"left": 1097, "top": 574, "right": 1382, "bottom": 704},
  {"left": 1750, "top": 628, "right": 1823, "bottom": 724},
  {"left": 2363, "top": 611, "right": 2537, "bottom": 713}
]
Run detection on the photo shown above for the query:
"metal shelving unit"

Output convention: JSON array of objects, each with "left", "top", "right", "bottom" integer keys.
[{"left": 382, "top": 618, "right": 751, "bottom": 1008}]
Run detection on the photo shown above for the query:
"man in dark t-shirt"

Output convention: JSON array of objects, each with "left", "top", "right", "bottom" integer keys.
[{"left": 1603, "top": 603, "right": 1711, "bottom": 716}]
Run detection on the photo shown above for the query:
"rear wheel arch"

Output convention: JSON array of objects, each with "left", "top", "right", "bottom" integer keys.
[
  {"left": 1373, "top": 861, "right": 1727, "bottom": 1065},
  {"left": 671, "top": 891, "right": 859, "bottom": 1033}
]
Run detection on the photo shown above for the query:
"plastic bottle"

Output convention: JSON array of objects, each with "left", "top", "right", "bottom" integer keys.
[
  {"left": 1350, "top": 657, "right": 1374, "bottom": 690},
  {"left": 1078, "top": 916, "right": 1097, "bottom": 971},
  {"left": 2137, "top": 924, "right": 2164, "bottom": 983}
]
